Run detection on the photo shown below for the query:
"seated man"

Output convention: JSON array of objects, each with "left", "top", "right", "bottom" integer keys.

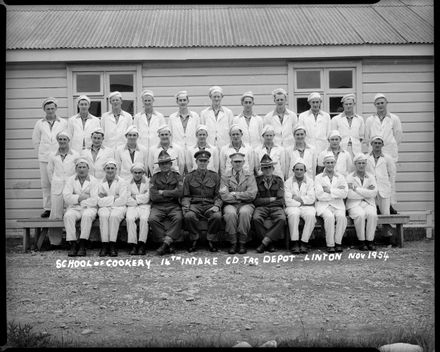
[
  {"left": 182, "top": 150, "right": 223, "bottom": 253},
  {"left": 148, "top": 150, "right": 184, "bottom": 256},
  {"left": 347, "top": 153, "right": 378, "bottom": 251},
  {"left": 126, "top": 162, "right": 151, "bottom": 256},
  {"left": 63, "top": 158, "right": 99, "bottom": 257},
  {"left": 253, "top": 154, "right": 286, "bottom": 253},
  {"left": 219, "top": 152, "right": 257, "bottom": 255},
  {"left": 284, "top": 158, "right": 316, "bottom": 254},
  {"left": 314, "top": 153, "right": 348, "bottom": 253},
  {"left": 97, "top": 160, "right": 128, "bottom": 257}
]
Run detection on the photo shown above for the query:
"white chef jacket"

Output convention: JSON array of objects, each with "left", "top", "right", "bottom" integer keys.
[
  {"left": 63, "top": 174, "right": 99, "bottom": 210},
  {"left": 133, "top": 110, "right": 166, "bottom": 152},
  {"left": 317, "top": 148, "right": 353, "bottom": 178},
  {"left": 365, "top": 152, "right": 396, "bottom": 199},
  {"left": 233, "top": 114, "right": 264, "bottom": 149},
  {"left": 284, "top": 175, "right": 316, "bottom": 208},
  {"left": 80, "top": 146, "right": 115, "bottom": 181},
  {"left": 127, "top": 176, "right": 150, "bottom": 207},
  {"left": 298, "top": 109, "right": 331, "bottom": 155},
  {"left": 67, "top": 113, "right": 101, "bottom": 153},
  {"left": 286, "top": 144, "right": 317, "bottom": 180},
  {"left": 200, "top": 106, "right": 234, "bottom": 149},
  {"left": 168, "top": 110, "right": 200, "bottom": 151},
  {"left": 314, "top": 171, "right": 348, "bottom": 214},
  {"left": 346, "top": 171, "right": 378, "bottom": 210},
  {"left": 331, "top": 113, "right": 365, "bottom": 155},
  {"left": 115, "top": 143, "right": 149, "bottom": 180},
  {"left": 263, "top": 109, "right": 297, "bottom": 147},
  {"left": 32, "top": 116, "right": 68, "bottom": 162},
  {"left": 97, "top": 176, "right": 129, "bottom": 208},
  {"left": 47, "top": 149, "right": 80, "bottom": 194},
  {"left": 100, "top": 110, "right": 133, "bottom": 150}
]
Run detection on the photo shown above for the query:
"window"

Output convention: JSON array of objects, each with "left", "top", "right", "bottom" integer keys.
[
  {"left": 289, "top": 62, "right": 361, "bottom": 118},
  {"left": 69, "top": 66, "right": 141, "bottom": 118}
]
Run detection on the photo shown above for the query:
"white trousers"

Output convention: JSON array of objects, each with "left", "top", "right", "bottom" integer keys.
[
  {"left": 126, "top": 205, "right": 151, "bottom": 244},
  {"left": 376, "top": 194, "right": 390, "bottom": 215},
  {"left": 39, "top": 162, "right": 51, "bottom": 210},
  {"left": 319, "top": 205, "right": 347, "bottom": 247},
  {"left": 285, "top": 206, "right": 316, "bottom": 242},
  {"left": 98, "top": 207, "right": 126, "bottom": 242},
  {"left": 64, "top": 208, "right": 98, "bottom": 241},
  {"left": 348, "top": 202, "right": 378, "bottom": 241}
]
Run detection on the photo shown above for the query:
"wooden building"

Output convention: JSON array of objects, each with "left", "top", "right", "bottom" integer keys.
[{"left": 5, "top": 2, "right": 434, "bottom": 232}]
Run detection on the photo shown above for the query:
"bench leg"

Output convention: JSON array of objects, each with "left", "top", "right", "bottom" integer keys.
[
  {"left": 396, "top": 224, "right": 404, "bottom": 248},
  {"left": 23, "top": 228, "right": 30, "bottom": 253}
]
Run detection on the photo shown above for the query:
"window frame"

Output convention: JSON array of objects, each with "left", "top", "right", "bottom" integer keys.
[
  {"left": 288, "top": 60, "right": 363, "bottom": 116},
  {"left": 67, "top": 64, "right": 142, "bottom": 118}
]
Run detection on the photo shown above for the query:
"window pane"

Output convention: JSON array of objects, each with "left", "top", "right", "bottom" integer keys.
[
  {"left": 122, "top": 100, "right": 134, "bottom": 116},
  {"left": 77, "top": 101, "right": 102, "bottom": 117},
  {"left": 296, "top": 98, "right": 310, "bottom": 115},
  {"left": 110, "top": 74, "right": 134, "bottom": 92},
  {"left": 329, "top": 97, "right": 344, "bottom": 118},
  {"left": 329, "top": 70, "right": 353, "bottom": 89},
  {"left": 77, "top": 74, "right": 101, "bottom": 92},
  {"left": 296, "top": 71, "right": 320, "bottom": 89}
]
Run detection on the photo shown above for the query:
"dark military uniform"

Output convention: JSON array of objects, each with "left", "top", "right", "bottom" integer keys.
[
  {"left": 252, "top": 174, "right": 286, "bottom": 242},
  {"left": 182, "top": 169, "right": 223, "bottom": 242},
  {"left": 148, "top": 170, "right": 183, "bottom": 245}
]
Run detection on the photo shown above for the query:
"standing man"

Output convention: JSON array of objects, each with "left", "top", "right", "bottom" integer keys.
[
  {"left": 317, "top": 130, "right": 353, "bottom": 177},
  {"left": 126, "top": 163, "right": 151, "bottom": 256},
  {"left": 200, "top": 86, "right": 234, "bottom": 150},
  {"left": 253, "top": 155, "right": 286, "bottom": 253},
  {"left": 101, "top": 91, "right": 133, "bottom": 150},
  {"left": 80, "top": 127, "right": 114, "bottom": 180},
  {"left": 63, "top": 158, "right": 98, "bottom": 257},
  {"left": 115, "top": 125, "right": 148, "bottom": 180},
  {"left": 314, "top": 153, "right": 348, "bottom": 253},
  {"left": 330, "top": 94, "right": 365, "bottom": 159},
  {"left": 365, "top": 93, "right": 402, "bottom": 213},
  {"left": 284, "top": 158, "right": 316, "bottom": 254},
  {"left": 149, "top": 151, "right": 184, "bottom": 256},
  {"left": 68, "top": 95, "right": 101, "bottom": 153},
  {"left": 134, "top": 89, "right": 166, "bottom": 152},
  {"left": 182, "top": 150, "right": 223, "bottom": 253},
  {"left": 148, "top": 125, "right": 185, "bottom": 176},
  {"left": 347, "top": 153, "right": 378, "bottom": 251},
  {"left": 298, "top": 92, "right": 331, "bottom": 155},
  {"left": 233, "top": 91, "right": 263, "bottom": 149},
  {"left": 97, "top": 160, "right": 128, "bottom": 257},
  {"left": 47, "top": 131, "right": 79, "bottom": 245},
  {"left": 187, "top": 125, "right": 220, "bottom": 173},
  {"left": 168, "top": 90, "right": 200, "bottom": 159},
  {"left": 219, "top": 124, "right": 254, "bottom": 176},
  {"left": 219, "top": 152, "right": 258, "bottom": 255},
  {"left": 263, "top": 88, "right": 297, "bottom": 147},
  {"left": 32, "top": 97, "right": 68, "bottom": 217},
  {"left": 254, "top": 125, "right": 286, "bottom": 180},
  {"left": 286, "top": 125, "right": 317, "bottom": 180}
]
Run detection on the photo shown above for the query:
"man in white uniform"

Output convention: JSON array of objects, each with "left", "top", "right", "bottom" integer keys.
[
  {"left": 286, "top": 125, "right": 317, "bottom": 180},
  {"left": 284, "top": 158, "right": 316, "bottom": 254},
  {"left": 346, "top": 153, "right": 378, "bottom": 251},
  {"left": 80, "top": 127, "right": 114, "bottom": 180},
  {"left": 32, "top": 97, "right": 68, "bottom": 217},
  {"left": 133, "top": 89, "right": 166, "bottom": 154},
  {"left": 317, "top": 130, "right": 353, "bottom": 177},
  {"left": 233, "top": 91, "right": 263, "bottom": 149},
  {"left": 115, "top": 125, "right": 148, "bottom": 180},
  {"left": 97, "top": 160, "right": 128, "bottom": 257},
  {"left": 298, "top": 92, "right": 331, "bottom": 155},
  {"left": 68, "top": 95, "right": 101, "bottom": 153},
  {"left": 126, "top": 162, "right": 150, "bottom": 256},
  {"left": 100, "top": 91, "right": 133, "bottom": 150},
  {"left": 263, "top": 88, "right": 297, "bottom": 147},
  {"left": 186, "top": 125, "right": 220, "bottom": 173},
  {"left": 314, "top": 153, "right": 348, "bottom": 253},
  {"left": 330, "top": 93, "right": 365, "bottom": 159},
  {"left": 254, "top": 124, "right": 286, "bottom": 179},
  {"left": 63, "top": 158, "right": 98, "bottom": 257},
  {"left": 365, "top": 93, "right": 402, "bottom": 214},
  {"left": 200, "top": 86, "right": 234, "bottom": 150}
]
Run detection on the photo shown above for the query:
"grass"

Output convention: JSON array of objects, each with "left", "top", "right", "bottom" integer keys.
[{"left": 7, "top": 320, "right": 434, "bottom": 349}]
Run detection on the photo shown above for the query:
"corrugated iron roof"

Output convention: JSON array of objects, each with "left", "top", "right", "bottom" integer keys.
[{"left": 6, "top": 2, "right": 433, "bottom": 50}]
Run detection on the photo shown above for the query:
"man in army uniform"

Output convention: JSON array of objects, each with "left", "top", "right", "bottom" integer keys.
[
  {"left": 253, "top": 154, "right": 286, "bottom": 253},
  {"left": 149, "top": 150, "right": 184, "bottom": 256},
  {"left": 219, "top": 152, "right": 257, "bottom": 255},
  {"left": 182, "top": 150, "right": 223, "bottom": 253}
]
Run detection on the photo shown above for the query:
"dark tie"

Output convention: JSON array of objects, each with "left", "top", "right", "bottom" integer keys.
[{"left": 235, "top": 172, "right": 240, "bottom": 183}]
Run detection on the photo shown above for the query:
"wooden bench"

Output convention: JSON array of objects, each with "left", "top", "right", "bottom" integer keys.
[{"left": 17, "top": 214, "right": 410, "bottom": 253}]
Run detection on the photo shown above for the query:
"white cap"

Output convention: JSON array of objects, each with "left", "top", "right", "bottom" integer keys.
[
  {"left": 229, "top": 124, "right": 242, "bottom": 134},
  {"left": 103, "top": 159, "right": 118, "bottom": 169},
  {"left": 108, "top": 91, "right": 122, "bottom": 100},
  {"left": 261, "top": 124, "right": 275, "bottom": 136},
  {"left": 292, "top": 157, "right": 307, "bottom": 170},
  {"left": 56, "top": 130, "right": 71, "bottom": 140},
  {"left": 141, "top": 89, "right": 154, "bottom": 98},
  {"left": 241, "top": 91, "right": 254, "bottom": 100},
  {"left": 74, "top": 158, "right": 90, "bottom": 167},
  {"left": 42, "top": 97, "right": 58, "bottom": 108},
  {"left": 209, "top": 86, "right": 223, "bottom": 96},
  {"left": 175, "top": 90, "right": 188, "bottom": 99},
  {"left": 370, "top": 135, "right": 384, "bottom": 144},
  {"left": 125, "top": 125, "right": 139, "bottom": 136},
  {"left": 307, "top": 92, "right": 322, "bottom": 102},
  {"left": 328, "top": 130, "right": 341, "bottom": 139},
  {"left": 374, "top": 93, "right": 387, "bottom": 102},
  {"left": 130, "top": 162, "right": 146, "bottom": 172},
  {"left": 294, "top": 124, "right": 307, "bottom": 134},
  {"left": 77, "top": 95, "right": 91, "bottom": 105},
  {"left": 272, "top": 88, "right": 287, "bottom": 97},
  {"left": 323, "top": 152, "right": 336, "bottom": 162},
  {"left": 90, "top": 127, "right": 105, "bottom": 137},
  {"left": 353, "top": 153, "right": 368, "bottom": 163},
  {"left": 196, "top": 125, "right": 208, "bottom": 134},
  {"left": 157, "top": 124, "right": 171, "bottom": 134},
  {"left": 341, "top": 93, "right": 355, "bottom": 103}
]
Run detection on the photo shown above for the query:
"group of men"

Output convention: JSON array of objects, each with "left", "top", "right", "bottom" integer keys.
[{"left": 32, "top": 86, "right": 402, "bottom": 256}]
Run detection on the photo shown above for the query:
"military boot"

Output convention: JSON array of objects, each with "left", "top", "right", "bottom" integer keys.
[
  {"left": 138, "top": 241, "right": 146, "bottom": 255},
  {"left": 156, "top": 242, "right": 169, "bottom": 256},
  {"left": 77, "top": 239, "right": 87, "bottom": 256},
  {"left": 238, "top": 243, "right": 247, "bottom": 254},
  {"left": 109, "top": 242, "right": 118, "bottom": 257},
  {"left": 67, "top": 241, "right": 78, "bottom": 257},
  {"left": 129, "top": 243, "right": 138, "bottom": 255},
  {"left": 290, "top": 241, "right": 300, "bottom": 254},
  {"left": 99, "top": 243, "right": 109, "bottom": 257}
]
